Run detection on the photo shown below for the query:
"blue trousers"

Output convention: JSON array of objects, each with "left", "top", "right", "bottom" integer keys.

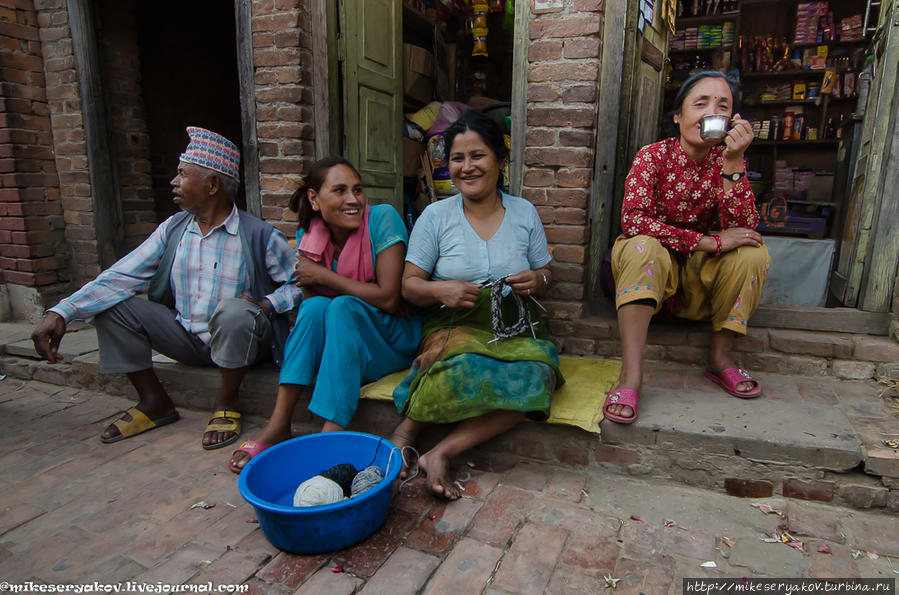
[{"left": 279, "top": 296, "right": 422, "bottom": 427}]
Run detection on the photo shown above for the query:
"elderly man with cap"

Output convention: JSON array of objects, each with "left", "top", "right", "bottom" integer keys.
[{"left": 31, "top": 127, "right": 301, "bottom": 449}]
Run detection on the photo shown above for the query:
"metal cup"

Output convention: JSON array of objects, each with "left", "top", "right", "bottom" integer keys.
[{"left": 700, "top": 115, "right": 730, "bottom": 141}]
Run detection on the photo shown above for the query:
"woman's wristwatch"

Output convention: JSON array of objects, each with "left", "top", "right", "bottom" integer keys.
[{"left": 721, "top": 171, "right": 746, "bottom": 182}]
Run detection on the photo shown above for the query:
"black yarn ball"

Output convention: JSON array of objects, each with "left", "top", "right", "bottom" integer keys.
[{"left": 319, "top": 463, "right": 357, "bottom": 497}]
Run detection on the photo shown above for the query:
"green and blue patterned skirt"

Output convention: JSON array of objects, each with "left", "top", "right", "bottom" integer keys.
[{"left": 392, "top": 287, "right": 563, "bottom": 424}]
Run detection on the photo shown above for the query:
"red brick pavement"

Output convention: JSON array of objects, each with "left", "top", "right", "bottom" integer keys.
[{"left": 1, "top": 379, "right": 898, "bottom": 593}]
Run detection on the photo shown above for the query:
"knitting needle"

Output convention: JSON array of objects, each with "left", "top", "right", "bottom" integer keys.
[{"left": 529, "top": 295, "right": 547, "bottom": 312}]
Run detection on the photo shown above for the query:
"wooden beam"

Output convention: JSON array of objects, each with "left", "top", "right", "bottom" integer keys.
[
  {"left": 312, "top": 0, "right": 331, "bottom": 159},
  {"left": 859, "top": 6, "right": 899, "bottom": 312},
  {"left": 640, "top": 36, "right": 664, "bottom": 71},
  {"left": 752, "top": 305, "right": 891, "bottom": 335},
  {"left": 235, "top": 0, "right": 261, "bottom": 217},
  {"left": 584, "top": 0, "right": 628, "bottom": 307},
  {"left": 67, "top": 0, "right": 122, "bottom": 268},
  {"left": 509, "top": 0, "right": 528, "bottom": 197}
]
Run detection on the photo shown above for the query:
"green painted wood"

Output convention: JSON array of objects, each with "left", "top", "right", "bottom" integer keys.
[
  {"left": 340, "top": 0, "right": 402, "bottom": 212},
  {"left": 859, "top": 4, "right": 899, "bottom": 312},
  {"left": 509, "top": 0, "right": 528, "bottom": 197},
  {"left": 834, "top": 3, "right": 899, "bottom": 311}
]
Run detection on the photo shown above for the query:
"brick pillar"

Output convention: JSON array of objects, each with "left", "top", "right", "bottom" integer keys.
[
  {"left": 35, "top": 0, "right": 100, "bottom": 286},
  {"left": 251, "top": 0, "right": 315, "bottom": 235},
  {"left": 0, "top": 0, "right": 68, "bottom": 321},
  {"left": 522, "top": 0, "right": 604, "bottom": 321}
]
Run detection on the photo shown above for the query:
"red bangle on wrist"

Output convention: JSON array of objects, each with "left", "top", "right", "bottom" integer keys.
[{"left": 712, "top": 234, "right": 722, "bottom": 257}]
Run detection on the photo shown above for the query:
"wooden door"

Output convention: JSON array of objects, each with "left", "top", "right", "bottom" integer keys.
[
  {"left": 612, "top": 1, "right": 670, "bottom": 236},
  {"left": 339, "top": 0, "right": 403, "bottom": 211},
  {"left": 829, "top": 1, "right": 899, "bottom": 311}
]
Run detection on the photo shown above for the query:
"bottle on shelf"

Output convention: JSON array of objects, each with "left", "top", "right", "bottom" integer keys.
[
  {"left": 825, "top": 117, "right": 836, "bottom": 139},
  {"left": 836, "top": 113, "right": 845, "bottom": 139}
]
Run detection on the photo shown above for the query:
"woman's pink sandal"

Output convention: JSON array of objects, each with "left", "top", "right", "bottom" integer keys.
[
  {"left": 228, "top": 440, "right": 272, "bottom": 473},
  {"left": 704, "top": 368, "right": 761, "bottom": 399},
  {"left": 603, "top": 389, "right": 640, "bottom": 424}
]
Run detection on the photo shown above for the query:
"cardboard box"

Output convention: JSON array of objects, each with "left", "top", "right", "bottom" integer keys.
[
  {"left": 806, "top": 173, "right": 834, "bottom": 203},
  {"left": 403, "top": 138, "right": 424, "bottom": 177},
  {"left": 403, "top": 43, "right": 434, "bottom": 104}
]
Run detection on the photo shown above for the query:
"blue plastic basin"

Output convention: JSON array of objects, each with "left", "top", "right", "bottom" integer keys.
[{"left": 238, "top": 432, "right": 402, "bottom": 554}]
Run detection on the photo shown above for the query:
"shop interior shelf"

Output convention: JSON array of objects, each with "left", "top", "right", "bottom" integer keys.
[
  {"left": 403, "top": 4, "right": 438, "bottom": 35},
  {"left": 675, "top": 12, "right": 740, "bottom": 27},
  {"left": 784, "top": 199, "right": 838, "bottom": 206},
  {"left": 669, "top": 46, "right": 731, "bottom": 54},
  {"left": 792, "top": 39, "right": 870, "bottom": 49},
  {"left": 754, "top": 99, "right": 822, "bottom": 106},
  {"left": 750, "top": 139, "right": 841, "bottom": 146},
  {"left": 741, "top": 70, "right": 833, "bottom": 79}
]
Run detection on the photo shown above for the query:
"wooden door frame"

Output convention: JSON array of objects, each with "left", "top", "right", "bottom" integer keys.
[
  {"left": 312, "top": 0, "right": 340, "bottom": 159},
  {"left": 509, "top": 0, "right": 528, "bottom": 196},
  {"left": 858, "top": 3, "right": 899, "bottom": 313},
  {"left": 235, "top": 0, "right": 261, "bottom": 217},
  {"left": 68, "top": 0, "right": 123, "bottom": 268},
  {"left": 585, "top": 0, "right": 644, "bottom": 310}
]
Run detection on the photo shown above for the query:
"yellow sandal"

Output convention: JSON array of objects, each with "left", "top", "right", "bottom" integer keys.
[
  {"left": 202, "top": 410, "right": 242, "bottom": 450},
  {"left": 101, "top": 407, "right": 180, "bottom": 443}
]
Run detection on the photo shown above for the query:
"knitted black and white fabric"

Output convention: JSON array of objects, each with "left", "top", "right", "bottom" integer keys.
[{"left": 489, "top": 278, "right": 532, "bottom": 341}]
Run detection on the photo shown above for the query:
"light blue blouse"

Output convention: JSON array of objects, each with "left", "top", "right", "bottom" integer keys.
[{"left": 406, "top": 193, "right": 552, "bottom": 282}]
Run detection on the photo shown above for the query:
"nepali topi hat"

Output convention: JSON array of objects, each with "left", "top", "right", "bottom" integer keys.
[{"left": 179, "top": 126, "right": 241, "bottom": 182}]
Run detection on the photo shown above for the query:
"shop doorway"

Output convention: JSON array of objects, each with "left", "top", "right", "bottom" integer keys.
[
  {"left": 602, "top": 0, "right": 896, "bottom": 332},
  {"left": 135, "top": 0, "right": 245, "bottom": 221},
  {"left": 316, "top": 0, "right": 522, "bottom": 218}
]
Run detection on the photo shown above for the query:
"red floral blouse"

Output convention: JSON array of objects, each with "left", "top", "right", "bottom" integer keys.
[{"left": 621, "top": 137, "right": 759, "bottom": 256}]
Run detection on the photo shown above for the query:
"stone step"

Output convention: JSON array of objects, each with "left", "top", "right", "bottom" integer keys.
[
  {"left": 550, "top": 315, "right": 899, "bottom": 381},
  {"left": 2, "top": 321, "right": 897, "bottom": 513}
]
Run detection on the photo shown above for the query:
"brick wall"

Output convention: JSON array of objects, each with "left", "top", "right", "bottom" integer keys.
[
  {"left": 34, "top": 0, "right": 99, "bottom": 286},
  {"left": 0, "top": 0, "right": 68, "bottom": 292},
  {"left": 522, "top": 0, "right": 604, "bottom": 322},
  {"left": 251, "top": 0, "right": 316, "bottom": 235},
  {"left": 98, "top": 0, "right": 156, "bottom": 252}
]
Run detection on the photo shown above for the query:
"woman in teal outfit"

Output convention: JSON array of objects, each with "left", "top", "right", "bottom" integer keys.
[
  {"left": 228, "top": 157, "right": 422, "bottom": 472},
  {"left": 391, "top": 110, "right": 562, "bottom": 499}
]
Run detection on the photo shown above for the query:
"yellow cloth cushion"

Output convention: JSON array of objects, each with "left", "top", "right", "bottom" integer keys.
[{"left": 360, "top": 355, "right": 621, "bottom": 433}]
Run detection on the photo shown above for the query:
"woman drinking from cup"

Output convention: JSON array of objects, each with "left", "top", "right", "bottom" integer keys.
[{"left": 603, "top": 71, "right": 771, "bottom": 424}]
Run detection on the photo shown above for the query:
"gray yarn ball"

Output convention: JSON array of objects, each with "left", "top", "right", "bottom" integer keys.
[
  {"left": 293, "top": 475, "right": 345, "bottom": 507},
  {"left": 350, "top": 465, "right": 384, "bottom": 497}
]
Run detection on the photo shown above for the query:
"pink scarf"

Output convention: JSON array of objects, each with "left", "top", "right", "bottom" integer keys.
[{"left": 297, "top": 204, "right": 374, "bottom": 297}]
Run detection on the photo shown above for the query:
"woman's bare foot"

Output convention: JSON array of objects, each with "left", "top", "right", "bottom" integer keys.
[
  {"left": 419, "top": 451, "right": 460, "bottom": 500},
  {"left": 228, "top": 425, "right": 291, "bottom": 471},
  {"left": 389, "top": 418, "right": 426, "bottom": 479}
]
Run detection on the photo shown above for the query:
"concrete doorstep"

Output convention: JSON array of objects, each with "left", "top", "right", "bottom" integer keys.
[{"left": 2, "top": 321, "right": 898, "bottom": 513}]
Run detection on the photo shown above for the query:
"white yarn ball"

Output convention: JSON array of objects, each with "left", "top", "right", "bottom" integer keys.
[{"left": 293, "top": 475, "right": 345, "bottom": 507}]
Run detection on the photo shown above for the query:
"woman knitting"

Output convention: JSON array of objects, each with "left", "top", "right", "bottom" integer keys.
[
  {"left": 603, "top": 71, "right": 771, "bottom": 425},
  {"left": 390, "top": 110, "right": 562, "bottom": 499},
  {"left": 228, "top": 157, "right": 422, "bottom": 472}
]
